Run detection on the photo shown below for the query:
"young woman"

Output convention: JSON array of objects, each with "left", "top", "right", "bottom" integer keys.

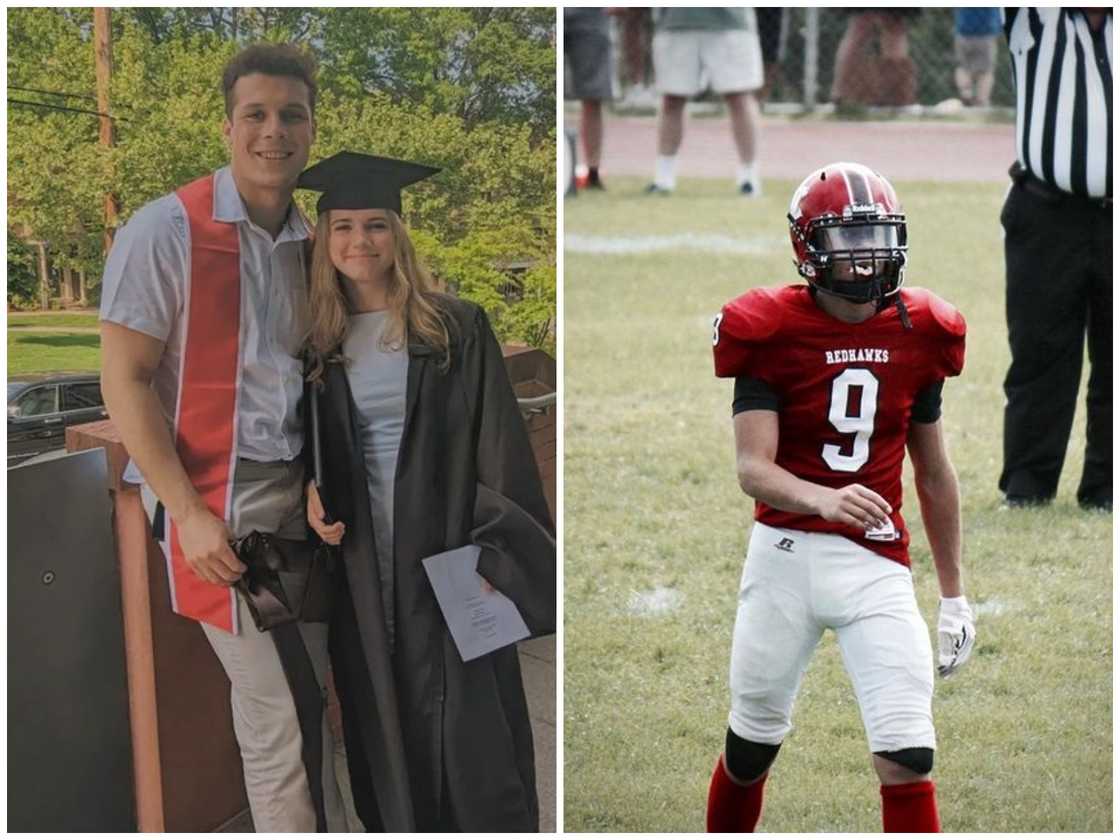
[{"left": 299, "top": 152, "right": 555, "bottom": 832}]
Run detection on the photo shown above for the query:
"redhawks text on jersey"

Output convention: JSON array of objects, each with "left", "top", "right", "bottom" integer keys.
[{"left": 713, "top": 284, "right": 966, "bottom": 566}]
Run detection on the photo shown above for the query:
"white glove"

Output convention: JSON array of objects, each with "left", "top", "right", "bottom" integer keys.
[{"left": 937, "top": 596, "right": 976, "bottom": 677}]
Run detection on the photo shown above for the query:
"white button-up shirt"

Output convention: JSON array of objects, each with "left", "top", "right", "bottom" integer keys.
[{"left": 100, "top": 166, "right": 311, "bottom": 480}]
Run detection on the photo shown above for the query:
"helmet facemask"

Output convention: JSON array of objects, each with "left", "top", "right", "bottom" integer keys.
[{"left": 802, "top": 217, "right": 907, "bottom": 304}]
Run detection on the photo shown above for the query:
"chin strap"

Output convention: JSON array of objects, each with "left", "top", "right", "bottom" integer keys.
[{"left": 894, "top": 295, "right": 913, "bottom": 330}]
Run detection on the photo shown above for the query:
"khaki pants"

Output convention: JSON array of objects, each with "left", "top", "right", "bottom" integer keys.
[{"left": 143, "top": 459, "right": 347, "bottom": 832}]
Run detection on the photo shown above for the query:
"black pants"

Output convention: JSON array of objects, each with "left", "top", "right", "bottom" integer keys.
[{"left": 999, "top": 180, "right": 1112, "bottom": 504}]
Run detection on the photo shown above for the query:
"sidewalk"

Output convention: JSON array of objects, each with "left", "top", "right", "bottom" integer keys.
[{"left": 577, "top": 113, "right": 1015, "bottom": 183}]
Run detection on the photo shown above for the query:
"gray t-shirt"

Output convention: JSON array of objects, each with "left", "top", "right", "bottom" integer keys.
[{"left": 343, "top": 311, "right": 408, "bottom": 574}]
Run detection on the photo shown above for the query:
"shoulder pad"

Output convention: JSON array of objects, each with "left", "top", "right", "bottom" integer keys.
[
  {"left": 901, "top": 287, "right": 966, "bottom": 339},
  {"left": 927, "top": 291, "right": 966, "bottom": 339},
  {"left": 712, "top": 287, "right": 786, "bottom": 378},
  {"left": 901, "top": 287, "right": 966, "bottom": 378}
]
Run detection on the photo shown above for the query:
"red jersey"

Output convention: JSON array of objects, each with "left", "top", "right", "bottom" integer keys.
[{"left": 713, "top": 285, "right": 966, "bottom": 566}]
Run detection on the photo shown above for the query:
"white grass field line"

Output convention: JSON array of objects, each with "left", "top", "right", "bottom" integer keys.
[
  {"left": 626, "top": 586, "right": 685, "bottom": 616},
  {"left": 565, "top": 232, "right": 783, "bottom": 256},
  {"left": 974, "top": 598, "right": 1013, "bottom": 617}
]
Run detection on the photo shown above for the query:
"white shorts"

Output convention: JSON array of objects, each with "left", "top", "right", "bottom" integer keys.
[
  {"left": 728, "top": 523, "right": 935, "bottom": 754},
  {"left": 653, "top": 29, "right": 764, "bottom": 96}
]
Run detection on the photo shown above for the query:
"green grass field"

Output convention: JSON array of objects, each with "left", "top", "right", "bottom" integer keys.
[
  {"left": 8, "top": 312, "right": 99, "bottom": 329},
  {"left": 563, "top": 177, "right": 1112, "bottom": 832},
  {"left": 7, "top": 312, "right": 101, "bottom": 376},
  {"left": 8, "top": 332, "right": 101, "bottom": 376}
]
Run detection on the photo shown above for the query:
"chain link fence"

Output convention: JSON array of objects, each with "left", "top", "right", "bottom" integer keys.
[{"left": 605, "top": 8, "right": 1015, "bottom": 116}]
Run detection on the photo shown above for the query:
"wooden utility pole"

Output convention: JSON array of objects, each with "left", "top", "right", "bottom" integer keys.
[
  {"left": 60, "top": 266, "right": 75, "bottom": 305},
  {"left": 94, "top": 8, "right": 120, "bottom": 255}
]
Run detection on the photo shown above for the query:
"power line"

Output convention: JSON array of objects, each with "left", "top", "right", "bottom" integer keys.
[
  {"left": 8, "top": 98, "right": 128, "bottom": 122},
  {"left": 8, "top": 84, "right": 134, "bottom": 111},
  {"left": 9, "top": 84, "right": 98, "bottom": 103}
]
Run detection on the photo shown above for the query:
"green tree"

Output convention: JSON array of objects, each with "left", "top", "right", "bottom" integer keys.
[
  {"left": 7, "top": 237, "right": 39, "bottom": 309},
  {"left": 7, "top": 8, "right": 105, "bottom": 281},
  {"left": 318, "top": 8, "right": 555, "bottom": 140},
  {"left": 7, "top": 7, "right": 555, "bottom": 348}
]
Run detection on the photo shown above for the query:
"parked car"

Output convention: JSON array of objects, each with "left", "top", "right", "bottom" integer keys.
[{"left": 8, "top": 373, "right": 107, "bottom": 466}]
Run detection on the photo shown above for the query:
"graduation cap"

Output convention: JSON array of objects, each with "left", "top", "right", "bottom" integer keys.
[{"left": 298, "top": 151, "right": 440, "bottom": 215}]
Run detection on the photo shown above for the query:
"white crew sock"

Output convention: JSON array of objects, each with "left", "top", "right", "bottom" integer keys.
[
  {"left": 736, "top": 162, "right": 759, "bottom": 189},
  {"left": 655, "top": 155, "right": 677, "bottom": 190}
]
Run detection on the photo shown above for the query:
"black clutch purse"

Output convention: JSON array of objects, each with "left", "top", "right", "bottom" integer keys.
[
  {"left": 231, "top": 383, "right": 335, "bottom": 633},
  {"left": 232, "top": 531, "right": 333, "bottom": 631}
]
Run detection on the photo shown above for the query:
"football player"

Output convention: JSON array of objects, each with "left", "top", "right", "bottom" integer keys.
[{"left": 706, "top": 162, "right": 976, "bottom": 833}]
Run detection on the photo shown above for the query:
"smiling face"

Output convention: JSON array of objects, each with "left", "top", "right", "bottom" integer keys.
[
  {"left": 222, "top": 72, "right": 314, "bottom": 198},
  {"left": 328, "top": 209, "right": 397, "bottom": 288}
]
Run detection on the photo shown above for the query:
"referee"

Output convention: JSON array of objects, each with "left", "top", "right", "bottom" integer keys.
[{"left": 999, "top": 7, "right": 1112, "bottom": 511}]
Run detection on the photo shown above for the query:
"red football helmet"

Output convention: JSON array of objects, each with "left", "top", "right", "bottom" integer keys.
[{"left": 787, "top": 162, "right": 907, "bottom": 304}]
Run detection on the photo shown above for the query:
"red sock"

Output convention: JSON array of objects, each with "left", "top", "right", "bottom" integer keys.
[
  {"left": 881, "top": 780, "right": 940, "bottom": 832},
  {"left": 706, "top": 755, "right": 767, "bottom": 832}
]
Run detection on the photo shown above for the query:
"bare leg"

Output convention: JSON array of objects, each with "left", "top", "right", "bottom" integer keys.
[
  {"left": 954, "top": 67, "right": 973, "bottom": 104},
  {"left": 725, "top": 91, "right": 759, "bottom": 165},
  {"left": 877, "top": 15, "right": 916, "bottom": 106},
  {"left": 975, "top": 70, "right": 995, "bottom": 107},
  {"left": 879, "top": 15, "right": 910, "bottom": 61},
  {"left": 657, "top": 94, "right": 687, "bottom": 156},
  {"left": 580, "top": 99, "right": 603, "bottom": 169},
  {"left": 831, "top": 13, "right": 877, "bottom": 104}
]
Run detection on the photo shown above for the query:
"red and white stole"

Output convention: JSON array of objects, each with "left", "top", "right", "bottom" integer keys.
[{"left": 164, "top": 174, "right": 242, "bottom": 633}]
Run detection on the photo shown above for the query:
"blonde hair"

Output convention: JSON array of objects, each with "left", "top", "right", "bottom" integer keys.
[{"left": 305, "top": 210, "right": 451, "bottom": 382}]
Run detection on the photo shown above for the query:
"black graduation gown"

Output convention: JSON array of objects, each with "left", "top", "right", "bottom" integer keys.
[{"left": 316, "top": 295, "right": 556, "bottom": 832}]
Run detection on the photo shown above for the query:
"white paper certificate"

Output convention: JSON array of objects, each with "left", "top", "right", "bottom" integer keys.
[{"left": 421, "top": 545, "right": 530, "bottom": 662}]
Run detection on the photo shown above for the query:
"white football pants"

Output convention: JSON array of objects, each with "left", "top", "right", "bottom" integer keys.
[{"left": 728, "top": 522, "right": 936, "bottom": 754}]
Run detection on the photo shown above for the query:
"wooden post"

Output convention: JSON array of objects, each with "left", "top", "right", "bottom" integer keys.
[
  {"left": 94, "top": 8, "right": 120, "bottom": 255},
  {"left": 66, "top": 421, "right": 250, "bottom": 831},
  {"left": 61, "top": 265, "right": 75, "bottom": 305}
]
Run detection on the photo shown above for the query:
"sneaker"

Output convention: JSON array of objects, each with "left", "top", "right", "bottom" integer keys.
[
  {"left": 586, "top": 170, "right": 606, "bottom": 191},
  {"left": 644, "top": 183, "right": 672, "bottom": 196},
  {"left": 739, "top": 181, "right": 762, "bottom": 198}
]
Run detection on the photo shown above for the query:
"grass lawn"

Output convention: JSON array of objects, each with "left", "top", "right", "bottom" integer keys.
[
  {"left": 8, "top": 331, "right": 101, "bottom": 376},
  {"left": 8, "top": 312, "right": 99, "bottom": 329},
  {"left": 563, "top": 177, "right": 1112, "bottom": 832}
]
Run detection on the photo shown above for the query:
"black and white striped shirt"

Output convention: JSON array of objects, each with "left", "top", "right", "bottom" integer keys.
[{"left": 1003, "top": 8, "right": 1112, "bottom": 199}]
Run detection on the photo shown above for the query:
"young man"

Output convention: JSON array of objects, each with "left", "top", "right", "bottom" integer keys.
[
  {"left": 99, "top": 44, "right": 345, "bottom": 831},
  {"left": 645, "top": 7, "right": 763, "bottom": 197},
  {"left": 707, "top": 162, "right": 976, "bottom": 832}
]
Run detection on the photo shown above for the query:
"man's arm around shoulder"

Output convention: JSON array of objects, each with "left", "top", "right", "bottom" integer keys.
[{"left": 100, "top": 322, "right": 245, "bottom": 585}]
